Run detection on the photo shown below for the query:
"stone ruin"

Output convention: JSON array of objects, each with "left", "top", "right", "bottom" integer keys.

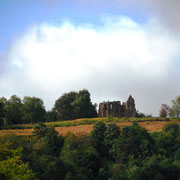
[{"left": 98, "top": 95, "right": 136, "bottom": 117}]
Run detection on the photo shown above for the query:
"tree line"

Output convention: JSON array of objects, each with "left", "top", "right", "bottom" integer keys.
[
  {"left": 1, "top": 121, "right": 180, "bottom": 179},
  {"left": 1, "top": 89, "right": 180, "bottom": 127},
  {"left": 0, "top": 89, "right": 97, "bottom": 127}
]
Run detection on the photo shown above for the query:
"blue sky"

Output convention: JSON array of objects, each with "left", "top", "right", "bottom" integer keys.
[
  {"left": 0, "top": 0, "right": 180, "bottom": 115},
  {"left": 0, "top": 0, "right": 148, "bottom": 51}
]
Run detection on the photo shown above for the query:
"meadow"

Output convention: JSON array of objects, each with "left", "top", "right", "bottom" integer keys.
[
  {"left": 0, "top": 117, "right": 172, "bottom": 130},
  {"left": 0, "top": 117, "right": 179, "bottom": 136}
]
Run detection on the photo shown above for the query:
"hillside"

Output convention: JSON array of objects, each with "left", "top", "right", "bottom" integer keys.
[{"left": 0, "top": 117, "right": 179, "bottom": 136}]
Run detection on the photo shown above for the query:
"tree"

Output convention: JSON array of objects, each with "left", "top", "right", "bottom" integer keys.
[
  {"left": 117, "top": 155, "right": 180, "bottom": 180},
  {"left": 155, "top": 122, "right": 180, "bottom": 157},
  {"left": 34, "top": 123, "right": 64, "bottom": 156},
  {"left": 34, "top": 122, "right": 47, "bottom": 138},
  {"left": 159, "top": 104, "right": 170, "bottom": 118},
  {"left": 22, "top": 96, "right": 46, "bottom": 123},
  {"left": 91, "top": 121, "right": 106, "bottom": 155},
  {"left": 163, "top": 122, "right": 180, "bottom": 134},
  {"left": 72, "top": 89, "right": 97, "bottom": 118},
  {"left": 54, "top": 91, "right": 77, "bottom": 121},
  {"left": 0, "top": 97, "right": 7, "bottom": 127},
  {"left": 46, "top": 110, "right": 57, "bottom": 122},
  {"left": 0, "top": 143, "right": 37, "bottom": 179},
  {"left": 61, "top": 134, "right": 100, "bottom": 179},
  {"left": 171, "top": 96, "right": 180, "bottom": 118},
  {"left": 54, "top": 89, "right": 97, "bottom": 121},
  {"left": 103, "top": 123, "right": 120, "bottom": 153},
  {"left": 43, "top": 126, "right": 64, "bottom": 156},
  {"left": 3, "top": 95, "right": 22, "bottom": 125},
  {"left": 136, "top": 111, "right": 145, "bottom": 118},
  {"left": 112, "top": 122, "right": 155, "bottom": 164}
]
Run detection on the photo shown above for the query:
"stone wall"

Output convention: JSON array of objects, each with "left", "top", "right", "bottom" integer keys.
[
  {"left": 98, "top": 101, "right": 122, "bottom": 117},
  {"left": 98, "top": 95, "right": 136, "bottom": 117}
]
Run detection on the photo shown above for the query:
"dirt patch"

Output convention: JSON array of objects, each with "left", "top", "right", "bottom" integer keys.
[
  {"left": 55, "top": 125, "right": 94, "bottom": 136},
  {"left": 0, "top": 129, "right": 34, "bottom": 136},
  {"left": 0, "top": 121, "right": 175, "bottom": 136},
  {"left": 138, "top": 121, "right": 169, "bottom": 132}
]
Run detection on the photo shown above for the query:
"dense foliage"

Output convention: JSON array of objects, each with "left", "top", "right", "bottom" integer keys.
[
  {"left": 0, "top": 143, "right": 36, "bottom": 179},
  {"left": 0, "top": 121, "right": 180, "bottom": 179},
  {"left": 3, "top": 95, "right": 23, "bottom": 125},
  {"left": 22, "top": 96, "right": 46, "bottom": 123},
  {"left": 0, "top": 89, "right": 97, "bottom": 127},
  {"left": 0, "top": 95, "right": 46, "bottom": 127},
  {"left": 54, "top": 89, "right": 97, "bottom": 121}
]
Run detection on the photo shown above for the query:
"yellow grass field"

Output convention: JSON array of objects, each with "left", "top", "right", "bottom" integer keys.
[{"left": 0, "top": 121, "right": 174, "bottom": 136}]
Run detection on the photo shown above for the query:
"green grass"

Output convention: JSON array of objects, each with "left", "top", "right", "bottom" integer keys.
[{"left": 0, "top": 117, "right": 175, "bottom": 130}]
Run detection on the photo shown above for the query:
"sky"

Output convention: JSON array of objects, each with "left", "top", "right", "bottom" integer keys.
[{"left": 0, "top": 0, "right": 180, "bottom": 116}]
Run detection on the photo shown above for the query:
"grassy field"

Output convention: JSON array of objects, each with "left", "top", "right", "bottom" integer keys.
[
  {"left": 0, "top": 117, "right": 179, "bottom": 136},
  {"left": 0, "top": 117, "right": 172, "bottom": 130}
]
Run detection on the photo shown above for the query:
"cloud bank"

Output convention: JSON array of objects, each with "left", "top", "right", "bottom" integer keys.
[
  {"left": 1, "top": 16, "right": 180, "bottom": 115},
  {"left": 44, "top": 0, "right": 180, "bottom": 33},
  {"left": 146, "top": 0, "right": 180, "bottom": 33}
]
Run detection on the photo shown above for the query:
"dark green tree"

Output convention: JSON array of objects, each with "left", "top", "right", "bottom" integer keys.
[
  {"left": 22, "top": 96, "right": 46, "bottom": 123},
  {"left": 113, "top": 154, "right": 180, "bottom": 180},
  {"left": 61, "top": 134, "right": 100, "bottom": 179},
  {"left": 112, "top": 122, "right": 155, "bottom": 164},
  {"left": 163, "top": 121, "right": 180, "bottom": 134},
  {"left": 91, "top": 121, "right": 107, "bottom": 155},
  {"left": 27, "top": 126, "right": 66, "bottom": 180},
  {"left": 54, "top": 91, "right": 77, "bottom": 121},
  {"left": 104, "top": 123, "right": 120, "bottom": 153},
  {"left": 155, "top": 122, "right": 180, "bottom": 158},
  {"left": 54, "top": 89, "right": 97, "bottom": 121},
  {"left": 46, "top": 110, "right": 57, "bottom": 122},
  {"left": 38, "top": 156, "right": 67, "bottom": 180},
  {"left": 34, "top": 122, "right": 47, "bottom": 138},
  {"left": 72, "top": 89, "right": 97, "bottom": 118},
  {"left": 43, "top": 126, "right": 64, "bottom": 156},
  {"left": 34, "top": 123, "right": 64, "bottom": 156},
  {"left": 3, "top": 95, "right": 22, "bottom": 125},
  {"left": 30, "top": 152, "right": 67, "bottom": 180},
  {"left": 0, "top": 97, "right": 7, "bottom": 127}
]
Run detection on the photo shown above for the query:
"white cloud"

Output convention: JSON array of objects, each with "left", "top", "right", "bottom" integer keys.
[{"left": 1, "top": 16, "right": 180, "bottom": 115}]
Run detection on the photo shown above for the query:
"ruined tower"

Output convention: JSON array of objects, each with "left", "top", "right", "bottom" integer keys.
[
  {"left": 122, "top": 95, "right": 136, "bottom": 117},
  {"left": 98, "top": 95, "right": 136, "bottom": 118}
]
